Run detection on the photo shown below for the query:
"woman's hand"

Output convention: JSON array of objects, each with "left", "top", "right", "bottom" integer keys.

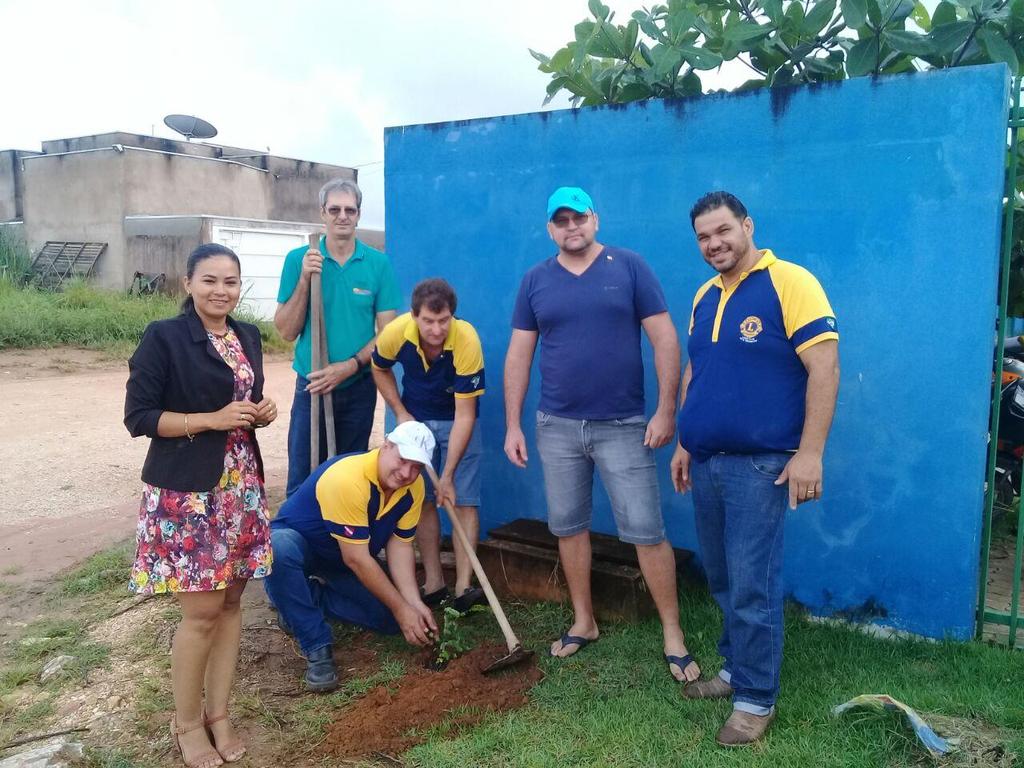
[
  {"left": 207, "top": 400, "right": 260, "bottom": 431},
  {"left": 253, "top": 397, "right": 279, "bottom": 428}
]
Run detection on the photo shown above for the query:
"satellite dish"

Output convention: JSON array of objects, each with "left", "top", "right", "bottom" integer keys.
[{"left": 163, "top": 114, "right": 218, "bottom": 141}]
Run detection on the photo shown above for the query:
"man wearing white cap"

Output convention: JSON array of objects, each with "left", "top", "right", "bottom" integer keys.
[{"left": 264, "top": 421, "right": 439, "bottom": 692}]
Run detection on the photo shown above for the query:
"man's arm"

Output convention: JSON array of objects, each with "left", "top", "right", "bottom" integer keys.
[
  {"left": 386, "top": 536, "right": 438, "bottom": 638},
  {"left": 670, "top": 361, "right": 693, "bottom": 493},
  {"left": 359, "top": 309, "right": 398, "bottom": 364},
  {"left": 339, "top": 539, "right": 435, "bottom": 645},
  {"left": 385, "top": 536, "right": 434, "bottom": 611},
  {"left": 437, "top": 396, "right": 477, "bottom": 507},
  {"left": 503, "top": 329, "right": 538, "bottom": 467},
  {"left": 274, "top": 248, "right": 321, "bottom": 342},
  {"left": 372, "top": 365, "right": 414, "bottom": 423},
  {"left": 775, "top": 339, "right": 840, "bottom": 509},
  {"left": 640, "top": 311, "right": 681, "bottom": 449},
  {"left": 306, "top": 309, "right": 398, "bottom": 396}
]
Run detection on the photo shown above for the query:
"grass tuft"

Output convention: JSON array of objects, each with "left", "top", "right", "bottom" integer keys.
[
  {"left": 0, "top": 228, "right": 32, "bottom": 286},
  {"left": 58, "top": 544, "right": 134, "bottom": 598},
  {"left": 82, "top": 747, "right": 161, "bottom": 768}
]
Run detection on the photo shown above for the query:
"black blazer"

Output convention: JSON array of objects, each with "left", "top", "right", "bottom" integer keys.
[{"left": 124, "top": 308, "right": 266, "bottom": 492}]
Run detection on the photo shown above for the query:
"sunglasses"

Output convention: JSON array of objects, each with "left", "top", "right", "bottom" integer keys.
[{"left": 325, "top": 205, "right": 359, "bottom": 218}]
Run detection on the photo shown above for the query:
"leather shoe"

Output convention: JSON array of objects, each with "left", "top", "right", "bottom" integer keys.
[
  {"left": 304, "top": 645, "right": 338, "bottom": 692},
  {"left": 421, "top": 585, "right": 451, "bottom": 607},
  {"left": 453, "top": 586, "right": 487, "bottom": 614},
  {"left": 715, "top": 709, "right": 776, "bottom": 746},
  {"left": 683, "top": 675, "right": 734, "bottom": 699}
]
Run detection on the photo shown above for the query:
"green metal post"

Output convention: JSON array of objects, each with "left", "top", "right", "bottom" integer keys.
[{"left": 978, "top": 74, "right": 1022, "bottom": 640}]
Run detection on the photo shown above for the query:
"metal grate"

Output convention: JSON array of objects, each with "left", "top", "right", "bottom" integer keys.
[{"left": 31, "top": 241, "right": 106, "bottom": 289}]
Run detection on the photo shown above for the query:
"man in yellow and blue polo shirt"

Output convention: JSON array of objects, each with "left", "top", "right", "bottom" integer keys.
[
  {"left": 371, "top": 278, "right": 486, "bottom": 613},
  {"left": 264, "top": 421, "right": 439, "bottom": 692},
  {"left": 672, "top": 192, "right": 839, "bottom": 746}
]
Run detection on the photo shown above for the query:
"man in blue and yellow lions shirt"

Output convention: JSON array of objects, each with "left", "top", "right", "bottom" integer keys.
[
  {"left": 371, "top": 278, "right": 486, "bottom": 613},
  {"left": 264, "top": 421, "right": 439, "bottom": 692},
  {"left": 672, "top": 192, "right": 839, "bottom": 746}
]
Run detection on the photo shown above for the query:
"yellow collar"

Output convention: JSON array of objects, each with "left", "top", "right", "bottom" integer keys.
[
  {"left": 362, "top": 448, "right": 381, "bottom": 488},
  {"left": 712, "top": 249, "right": 777, "bottom": 290}
]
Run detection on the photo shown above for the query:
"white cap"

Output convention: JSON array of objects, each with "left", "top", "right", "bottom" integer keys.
[{"left": 385, "top": 421, "right": 435, "bottom": 465}]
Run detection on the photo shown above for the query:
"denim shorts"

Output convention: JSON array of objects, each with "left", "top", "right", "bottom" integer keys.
[
  {"left": 420, "top": 418, "right": 482, "bottom": 507},
  {"left": 534, "top": 410, "right": 664, "bottom": 545}
]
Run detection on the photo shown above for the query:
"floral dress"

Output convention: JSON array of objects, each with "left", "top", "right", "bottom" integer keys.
[{"left": 129, "top": 328, "right": 273, "bottom": 594}]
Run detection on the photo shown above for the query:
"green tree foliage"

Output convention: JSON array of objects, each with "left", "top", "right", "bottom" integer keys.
[
  {"left": 531, "top": 0, "right": 1024, "bottom": 105},
  {"left": 532, "top": 0, "right": 1024, "bottom": 313}
]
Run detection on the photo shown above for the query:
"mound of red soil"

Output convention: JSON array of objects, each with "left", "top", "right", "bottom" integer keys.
[{"left": 321, "top": 643, "right": 543, "bottom": 758}]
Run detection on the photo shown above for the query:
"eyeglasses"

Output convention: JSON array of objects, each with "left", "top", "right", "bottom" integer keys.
[
  {"left": 551, "top": 212, "right": 591, "bottom": 228},
  {"left": 325, "top": 205, "right": 359, "bottom": 218}
]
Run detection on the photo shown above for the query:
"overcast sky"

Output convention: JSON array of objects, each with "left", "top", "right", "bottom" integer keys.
[{"left": 2, "top": 0, "right": 688, "bottom": 228}]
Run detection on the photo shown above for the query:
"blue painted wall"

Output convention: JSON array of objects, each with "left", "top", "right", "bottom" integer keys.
[{"left": 384, "top": 64, "right": 1009, "bottom": 640}]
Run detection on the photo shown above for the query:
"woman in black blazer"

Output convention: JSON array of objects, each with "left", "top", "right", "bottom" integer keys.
[{"left": 124, "top": 243, "right": 277, "bottom": 768}]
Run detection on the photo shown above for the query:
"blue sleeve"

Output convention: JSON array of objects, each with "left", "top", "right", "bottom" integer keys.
[
  {"left": 511, "top": 273, "right": 538, "bottom": 331},
  {"left": 277, "top": 248, "right": 303, "bottom": 303},
  {"left": 632, "top": 255, "right": 669, "bottom": 319},
  {"left": 375, "top": 257, "right": 402, "bottom": 313}
]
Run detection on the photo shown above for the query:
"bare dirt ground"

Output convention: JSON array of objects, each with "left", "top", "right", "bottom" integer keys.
[{"left": 0, "top": 347, "right": 294, "bottom": 523}]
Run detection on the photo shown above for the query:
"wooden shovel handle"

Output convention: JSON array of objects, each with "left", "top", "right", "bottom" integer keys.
[{"left": 423, "top": 464, "right": 522, "bottom": 653}]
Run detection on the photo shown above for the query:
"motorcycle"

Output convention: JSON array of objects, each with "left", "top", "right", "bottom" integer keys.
[{"left": 994, "top": 336, "right": 1024, "bottom": 512}]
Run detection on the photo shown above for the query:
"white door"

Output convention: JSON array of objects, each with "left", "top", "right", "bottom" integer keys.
[{"left": 211, "top": 225, "right": 312, "bottom": 321}]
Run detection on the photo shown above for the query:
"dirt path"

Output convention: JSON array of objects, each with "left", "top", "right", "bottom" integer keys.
[{"left": 0, "top": 348, "right": 294, "bottom": 523}]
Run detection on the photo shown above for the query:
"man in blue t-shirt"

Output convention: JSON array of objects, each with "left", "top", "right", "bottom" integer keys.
[{"left": 504, "top": 186, "right": 701, "bottom": 685}]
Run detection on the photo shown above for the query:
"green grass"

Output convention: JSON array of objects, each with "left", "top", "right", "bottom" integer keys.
[
  {"left": 399, "top": 588, "right": 1024, "bottom": 768},
  {"left": 57, "top": 543, "right": 135, "bottom": 598},
  {"left": 0, "top": 697, "right": 55, "bottom": 749},
  {"left": 82, "top": 747, "right": 160, "bottom": 768},
  {"left": 0, "top": 278, "right": 289, "bottom": 354},
  {"left": 0, "top": 546, "right": 130, "bottom": 744},
  {"left": 0, "top": 228, "right": 32, "bottom": 285},
  {"left": 10, "top": 617, "right": 110, "bottom": 684}
]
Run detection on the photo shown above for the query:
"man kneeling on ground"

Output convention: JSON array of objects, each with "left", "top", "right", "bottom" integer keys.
[{"left": 264, "top": 421, "right": 439, "bottom": 692}]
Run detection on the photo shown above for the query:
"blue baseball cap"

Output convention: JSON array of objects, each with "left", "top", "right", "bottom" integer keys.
[{"left": 547, "top": 187, "right": 594, "bottom": 220}]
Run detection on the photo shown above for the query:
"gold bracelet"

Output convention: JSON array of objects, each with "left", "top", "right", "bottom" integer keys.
[{"left": 184, "top": 413, "right": 195, "bottom": 442}]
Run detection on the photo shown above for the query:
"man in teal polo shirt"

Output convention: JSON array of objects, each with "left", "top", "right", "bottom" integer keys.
[{"left": 274, "top": 179, "right": 401, "bottom": 496}]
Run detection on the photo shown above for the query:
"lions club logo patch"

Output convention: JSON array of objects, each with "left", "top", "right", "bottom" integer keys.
[{"left": 739, "top": 316, "right": 763, "bottom": 343}]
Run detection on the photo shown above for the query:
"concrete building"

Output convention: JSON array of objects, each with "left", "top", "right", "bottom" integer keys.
[{"left": 0, "top": 132, "right": 383, "bottom": 318}]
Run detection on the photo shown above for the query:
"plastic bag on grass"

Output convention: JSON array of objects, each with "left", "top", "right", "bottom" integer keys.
[{"left": 832, "top": 693, "right": 953, "bottom": 757}]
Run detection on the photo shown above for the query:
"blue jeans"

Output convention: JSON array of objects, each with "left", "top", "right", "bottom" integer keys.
[
  {"left": 691, "top": 452, "right": 790, "bottom": 714},
  {"left": 263, "top": 527, "right": 398, "bottom": 657},
  {"left": 286, "top": 373, "right": 376, "bottom": 497},
  {"left": 535, "top": 411, "right": 664, "bottom": 545}
]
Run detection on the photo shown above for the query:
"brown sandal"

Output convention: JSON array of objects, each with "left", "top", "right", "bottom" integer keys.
[
  {"left": 204, "top": 711, "right": 247, "bottom": 763},
  {"left": 170, "top": 715, "right": 223, "bottom": 768}
]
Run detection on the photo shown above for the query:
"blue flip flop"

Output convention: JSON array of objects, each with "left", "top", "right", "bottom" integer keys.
[
  {"left": 664, "top": 653, "right": 696, "bottom": 682},
  {"left": 551, "top": 633, "right": 598, "bottom": 657}
]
